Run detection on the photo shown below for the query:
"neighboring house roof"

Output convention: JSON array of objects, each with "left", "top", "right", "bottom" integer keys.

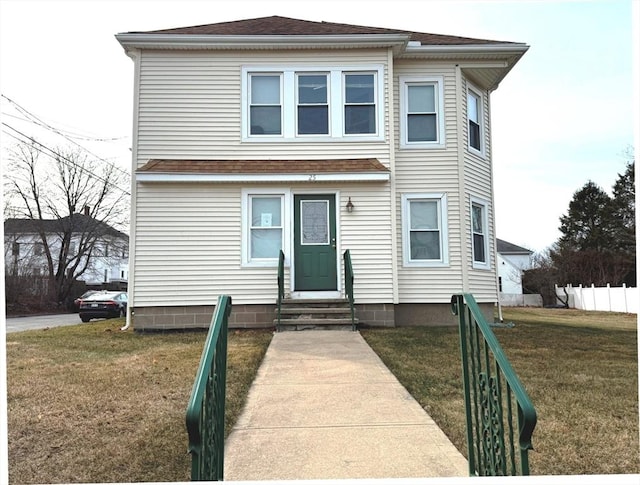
[
  {"left": 134, "top": 15, "right": 511, "bottom": 46},
  {"left": 4, "top": 215, "right": 129, "bottom": 240},
  {"left": 496, "top": 239, "right": 532, "bottom": 255}
]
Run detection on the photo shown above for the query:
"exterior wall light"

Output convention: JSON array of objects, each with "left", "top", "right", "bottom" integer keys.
[{"left": 346, "top": 197, "right": 354, "bottom": 213}]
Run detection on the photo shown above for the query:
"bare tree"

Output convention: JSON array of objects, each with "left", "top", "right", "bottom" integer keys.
[{"left": 4, "top": 138, "right": 130, "bottom": 307}]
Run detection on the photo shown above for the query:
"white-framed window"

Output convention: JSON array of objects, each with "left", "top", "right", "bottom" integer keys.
[
  {"left": 400, "top": 76, "right": 445, "bottom": 148},
  {"left": 471, "top": 197, "right": 490, "bottom": 269},
  {"left": 343, "top": 72, "right": 376, "bottom": 135},
  {"left": 242, "top": 65, "right": 384, "bottom": 141},
  {"left": 401, "top": 193, "right": 449, "bottom": 266},
  {"left": 249, "top": 73, "right": 282, "bottom": 136},
  {"left": 242, "top": 189, "right": 290, "bottom": 266},
  {"left": 296, "top": 73, "right": 329, "bottom": 135},
  {"left": 467, "top": 85, "right": 483, "bottom": 153}
]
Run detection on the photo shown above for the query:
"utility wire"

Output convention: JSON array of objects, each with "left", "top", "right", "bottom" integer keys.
[
  {"left": 1, "top": 94, "right": 131, "bottom": 179},
  {"left": 2, "top": 122, "right": 131, "bottom": 196},
  {"left": 1, "top": 94, "right": 130, "bottom": 142}
]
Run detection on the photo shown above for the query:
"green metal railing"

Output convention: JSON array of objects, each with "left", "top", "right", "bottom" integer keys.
[
  {"left": 276, "top": 249, "right": 285, "bottom": 331},
  {"left": 343, "top": 249, "right": 356, "bottom": 331},
  {"left": 185, "top": 295, "right": 232, "bottom": 481},
  {"left": 451, "top": 293, "right": 537, "bottom": 476}
]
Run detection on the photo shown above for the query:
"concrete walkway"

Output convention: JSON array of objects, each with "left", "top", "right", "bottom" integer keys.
[{"left": 224, "top": 330, "right": 468, "bottom": 480}]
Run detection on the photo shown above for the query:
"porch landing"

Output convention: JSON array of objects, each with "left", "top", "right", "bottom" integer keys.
[{"left": 223, "top": 330, "right": 468, "bottom": 480}]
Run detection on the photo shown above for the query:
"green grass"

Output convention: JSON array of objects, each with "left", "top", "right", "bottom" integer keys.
[
  {"left": 361, "top": 307, "right": 639, "bottom": 476},
  {"left": 6, "top": 319, "right": 273, "bottom": 484}
]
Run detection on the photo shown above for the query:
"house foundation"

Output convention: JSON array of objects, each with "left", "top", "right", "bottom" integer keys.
[{"left": 132, "top": 301, "right": 494, "bottom": 331}]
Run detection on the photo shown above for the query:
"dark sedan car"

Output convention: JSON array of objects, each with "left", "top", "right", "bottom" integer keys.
[
  {"left": 79, "top": 291, "right": 128, "bottom": 322},
  {"left": 72, "top": 290, "right": 101, "bottom": 312}
]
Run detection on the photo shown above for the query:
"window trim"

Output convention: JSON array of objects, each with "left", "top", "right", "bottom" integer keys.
[
  {"left": 399, "top": 76, "right": 445, "bottom": 149},
  {"left": 242, "top": 65, "right": 384, "bottom": 142},
  {"left": 241, "top": 189, "right": 291, "bottom": 267},
  {"left": 470, "top": 196, "right": 490, "bottom": 270},
  {"left": 467, "top": 84, "right": 484, "bottom": 155},
  {"left": 401, "top": 193, "right": 449, "bottom": 267}
]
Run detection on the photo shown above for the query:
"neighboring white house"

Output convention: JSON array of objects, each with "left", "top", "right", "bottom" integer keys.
[
  {"left": 116, "top": 16, "right": 528, "bottom": 330},
  {"left": 496, "top": 238, "right": 542, "bottom": 307},
  {"left": 4, "top": 214, "right": 129, "bottom": 286},
  {"left": 496, "top": 239, "right": 533, "bottom": 294}
]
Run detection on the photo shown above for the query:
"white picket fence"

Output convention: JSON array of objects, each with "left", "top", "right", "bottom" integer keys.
[{"left": 555, "top": 284, "right": 638, "bottom": 314}]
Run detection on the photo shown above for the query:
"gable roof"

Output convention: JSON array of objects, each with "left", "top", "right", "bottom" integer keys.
[
  {"left": 4, "top": 215, "right": 128, "bottom": 240},
  {"left": 496, "top": 239, "right": 532, "bottom": 255},
  {"left": 134, "top": 15, "right": 509, "bottom": 46}
]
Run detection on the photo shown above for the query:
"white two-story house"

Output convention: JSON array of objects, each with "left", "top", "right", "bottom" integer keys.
[
  {"left": 116, "top": 16, "right": 528, "bottom": 330},
  {"left": 4, "top": 214, "right": 129, "bottom": 286}
]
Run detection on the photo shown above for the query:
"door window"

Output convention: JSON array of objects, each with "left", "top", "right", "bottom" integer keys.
[{"left": 301, "top": 200, "right": 329, "bottom": 244}]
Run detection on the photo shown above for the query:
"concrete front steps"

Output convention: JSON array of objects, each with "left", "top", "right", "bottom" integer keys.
[{"left": 275, "top": 298, "right": 357, "bottom": 330}]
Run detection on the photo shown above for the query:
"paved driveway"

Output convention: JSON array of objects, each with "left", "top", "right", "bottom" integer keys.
[{"left": 5, "top": 313, "right": 83, "bottom": 333}]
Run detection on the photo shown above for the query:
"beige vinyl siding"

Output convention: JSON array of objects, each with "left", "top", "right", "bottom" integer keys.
[
  {"left": 132, "top": 48, "right": 396, "bottom": 307},
  {"left": 133, "top": 182, "right": 393, "bottom": 307},
  {"left": 338, "top": 184, "right": 394, "bottom": 303},
  {"left": 392, "top": 61, "right": 465, "bottom": 302},
  {"left": 135, "top": 49, "right": 392, "bottom": 165},
  {"left": 462, "top": 75, "right": 498, "bottom": 301}
]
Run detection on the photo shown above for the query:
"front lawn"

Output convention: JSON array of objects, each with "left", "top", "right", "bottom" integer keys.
[
  {"left": 361, "top": 307, "right": 639, "bottom": 475},
  {"left": 6, "top": 320, "right": 273, "bottom": 484}
]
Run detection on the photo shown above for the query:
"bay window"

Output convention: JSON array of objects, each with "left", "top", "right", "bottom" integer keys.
[
  {"left": 471, "top": 198, "right": 489, "bottom": 268},
  {"left": 467, "top": 87, "right": 482, "bottom": 152}
]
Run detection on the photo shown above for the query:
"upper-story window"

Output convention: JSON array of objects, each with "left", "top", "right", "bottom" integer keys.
[
  {"left": 249, "top": 74, "right": 282, "bottom": 135},
  {"left": 297, "top": 74, "right": 329, "bottom": 135},
  {"left": 467, "top": 85, "right": 483, "bottom": 154},
  {"left": 242, "top": 66, "right": 384, "bottom": 141},
  {"left": 344, "top": 73, "right": 376, "bottom": 135},
  {"left": 399, "top": 76, "right": 445, "bottom": 149}
]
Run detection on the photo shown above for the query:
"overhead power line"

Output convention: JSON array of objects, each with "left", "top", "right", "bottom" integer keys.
[
  {"left": 2, "top": 122, "right": 131, "bottom": 196},
  {"left": 1, "top": 94, "right": 131, "bottom": 180}
]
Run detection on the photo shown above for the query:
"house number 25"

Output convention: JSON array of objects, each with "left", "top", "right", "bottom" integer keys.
[{"left": 308, "top": 174, "right": 317, "bottom": 181}]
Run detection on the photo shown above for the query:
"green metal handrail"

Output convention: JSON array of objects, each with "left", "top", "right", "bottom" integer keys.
[
  {"left": 185, "top": 294, "right": 232, "bottom": 481},
  {"left": 276, "top": 250, "right": 285, "bottom": 331},
  {"left": 344, "top": 249, "right": 356, "bottom": 331},
  {"left": 451, "top": 293, "right": 537, "bottom": 476}
]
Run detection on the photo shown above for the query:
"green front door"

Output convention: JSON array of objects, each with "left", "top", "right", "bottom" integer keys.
[{"left": 293, "top": 194, "right": 337, "bottom": 291}]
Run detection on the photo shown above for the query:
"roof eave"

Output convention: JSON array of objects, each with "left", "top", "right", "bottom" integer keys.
[
  {"left": 115, "top": 33, "right": 411, "bottom": 53},
  {"left": 399, "top": 43, "right": 529, "bottom": 91}
]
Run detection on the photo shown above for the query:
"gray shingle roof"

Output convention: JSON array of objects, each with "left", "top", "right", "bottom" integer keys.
[
  {"left": 497, "top": 238, "right": 532, "bottom": 255},
  {"left": 4, "top": 215, "right": 128, "bottom": 240},
  {"left": 129, "top": 15, "right": 514, "bottom": 46}
]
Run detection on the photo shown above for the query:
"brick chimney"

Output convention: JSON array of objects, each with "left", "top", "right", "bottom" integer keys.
[{"left": 83, "top": 205, "right": 90, "bottom": 216}]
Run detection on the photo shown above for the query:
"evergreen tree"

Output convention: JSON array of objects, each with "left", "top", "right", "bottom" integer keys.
[{"left": 557, "top": 181, "right": 615, "bottom": 252}]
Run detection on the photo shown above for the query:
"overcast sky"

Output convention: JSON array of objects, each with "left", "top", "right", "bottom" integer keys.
[{"left": 1, "top": 0, "right": 637, "bottom": 252}]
